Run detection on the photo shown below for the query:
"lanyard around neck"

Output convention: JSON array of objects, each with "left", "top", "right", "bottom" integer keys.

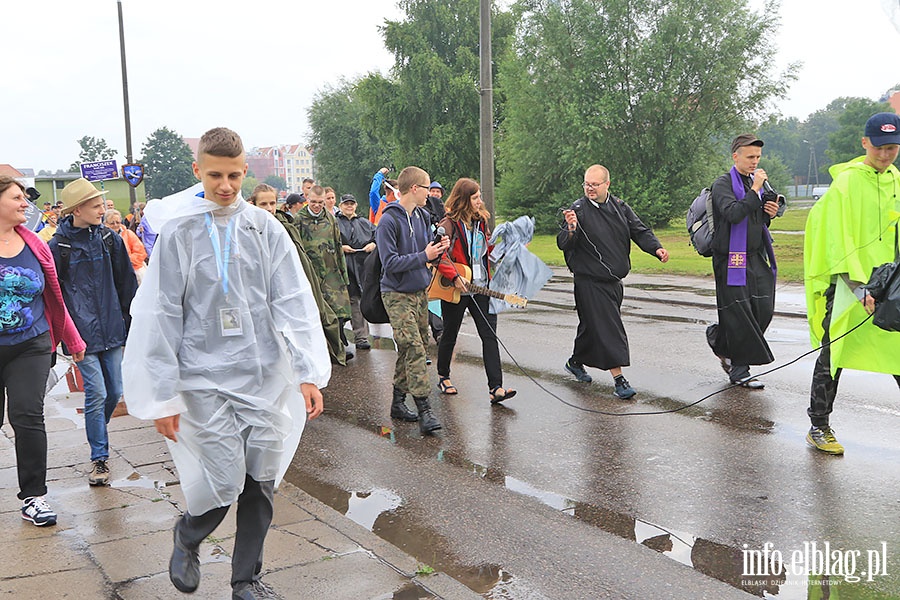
[{"left": 204, "top": 213, "right": 235, "bottom": 297}]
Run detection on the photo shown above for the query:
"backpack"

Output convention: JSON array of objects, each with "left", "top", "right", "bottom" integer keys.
[
  {"left": 686, "top": 187, "right": 715, "bottom": 257},
  {"left": 360, "top": 250, "right": 390, "bottom": 324},
  {"left": 54, "top": 227, "right": 119, "bottom": 281}
]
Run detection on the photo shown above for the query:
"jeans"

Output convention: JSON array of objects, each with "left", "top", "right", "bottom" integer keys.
[
  {"left": 0, "top": 332, "right": 52, "bottom": 499},
  {"left": 79, "top": 346, "right": 124, "bottom": 461}
]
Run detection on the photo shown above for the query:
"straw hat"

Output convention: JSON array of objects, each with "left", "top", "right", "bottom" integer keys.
[{"left": 60, "top": 178, "right": 109, "bottom": 215}]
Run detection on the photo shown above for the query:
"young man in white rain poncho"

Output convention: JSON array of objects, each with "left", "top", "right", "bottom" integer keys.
[{"left": 123, "top": 128, "right": 330, "bottom": 600}]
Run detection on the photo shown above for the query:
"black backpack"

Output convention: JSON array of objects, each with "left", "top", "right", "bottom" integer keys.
[{"left": 360, "top": 250, "right": 390, "bottom": 324}]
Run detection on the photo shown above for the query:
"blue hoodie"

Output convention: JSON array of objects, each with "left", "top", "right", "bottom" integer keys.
[{"left": 375, "top": 202, "right": 433, "bottom": 293}]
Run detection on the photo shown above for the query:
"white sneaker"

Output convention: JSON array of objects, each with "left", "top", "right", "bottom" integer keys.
[{"left": 21, "top": 496, "right": 57, "bottom": 526}]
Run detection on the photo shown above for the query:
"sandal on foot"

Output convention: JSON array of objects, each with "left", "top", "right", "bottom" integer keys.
[
  {"left": 489, "top": 386, "right": 517, "bottom": 404},
  {"left": 438, "top": 377, "right": 458, "bottom": 395}
]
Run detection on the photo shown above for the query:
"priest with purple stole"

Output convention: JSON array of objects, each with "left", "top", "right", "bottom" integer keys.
[{"left": 706, "top": 134, "right": 781, "bottom": 388}]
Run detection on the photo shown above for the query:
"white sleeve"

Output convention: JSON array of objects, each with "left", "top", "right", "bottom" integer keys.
[{"left": 122, "top": 223, "right": 189, "bottom": 420}]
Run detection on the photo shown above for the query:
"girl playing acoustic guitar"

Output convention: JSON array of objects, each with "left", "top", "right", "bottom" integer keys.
[{"left": 434, "top": 178, "right": 516, "bottom": 404}]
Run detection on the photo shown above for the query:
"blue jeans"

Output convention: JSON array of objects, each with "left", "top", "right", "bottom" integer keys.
[{"left": 79, "top": 347, "right": 124, "bottom": 461}]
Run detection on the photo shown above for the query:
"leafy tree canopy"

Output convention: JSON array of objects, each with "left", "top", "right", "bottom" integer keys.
[
  {"left": 241, "top": 176, "right": 260, "bottom": 199},
  {"left": 498, "top": 0, "right": 797, "bottom": 230},
  {"left": 308, "top": 79, "right": 389, "bottom": 203},
  {"left": 139, "top": 127, "right": 196, "bottom": 200},
  {"left": 355, "top": 0, "right": 515, "bottom": 188},
  {"left": 826, "top": 97, "right": 893, "bottom": 167},
  {"left": 264, "top": 175, "right": 287, "bottom": 191},
  {"left": 69, "top": 136, "right": 117, "bottom": 172}
]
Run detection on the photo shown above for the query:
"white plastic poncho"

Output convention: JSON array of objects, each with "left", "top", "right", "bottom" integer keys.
[{"left": 124, "top": 184, "right": 331, "bottom": 515}]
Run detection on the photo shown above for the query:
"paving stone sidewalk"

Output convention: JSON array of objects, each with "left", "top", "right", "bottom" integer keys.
[{"left": 0, "top": 376, "right": 479, "bottom": 600}]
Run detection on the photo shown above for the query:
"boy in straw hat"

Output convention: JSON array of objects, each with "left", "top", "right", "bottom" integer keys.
[{"left": 48, "top": 178, "right": 138, "bottom": 486}]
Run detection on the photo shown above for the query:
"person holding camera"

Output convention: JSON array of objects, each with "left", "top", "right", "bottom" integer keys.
[{"left": 706, "top": 134, "right": 781, "bottom": 388}]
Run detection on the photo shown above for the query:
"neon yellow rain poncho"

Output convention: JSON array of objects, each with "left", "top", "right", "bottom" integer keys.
[
  {"left": 123, "top": 184, "right": 331, "bottom": 515},
  {"left": 804, "top": 156, "right": 900, "bottom": 376}
]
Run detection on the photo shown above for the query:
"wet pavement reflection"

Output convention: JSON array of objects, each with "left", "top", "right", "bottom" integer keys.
[{"left": 288, "top": 273, "right": 900, "bottom": 599}]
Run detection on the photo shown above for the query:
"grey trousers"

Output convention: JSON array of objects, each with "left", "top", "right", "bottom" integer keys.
[
  {"left": 349, "top": 295, "right": 370, "bottom": 343},
  {"left": 176, "top": 475, "right": 274, "bottom": 587}
]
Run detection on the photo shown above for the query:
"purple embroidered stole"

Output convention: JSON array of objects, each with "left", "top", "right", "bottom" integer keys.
[{"left": 726, "top": 167, "right": 777, "bottom": 286}]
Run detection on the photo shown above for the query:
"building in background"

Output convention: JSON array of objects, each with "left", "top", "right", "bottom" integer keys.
[{"left": 246, "top": 144, "right": 316, "bottom": 193}]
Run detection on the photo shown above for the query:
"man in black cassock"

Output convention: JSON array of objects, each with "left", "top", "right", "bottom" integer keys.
[
  {"left": 706, "top": 134, "right": 781, "bottom": 388},
  {"left": 558, "top": 164, "right": 669, "bottom": 398}
]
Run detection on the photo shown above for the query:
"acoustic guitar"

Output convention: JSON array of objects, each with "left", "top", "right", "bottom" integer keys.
[{"left": 428, "top": 262, "right": 528, "bottom": 308}]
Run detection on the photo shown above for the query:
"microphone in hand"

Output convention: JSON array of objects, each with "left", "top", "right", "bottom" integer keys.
[{"left": 433, "top": 225, "right": 446, "bottom": 245}]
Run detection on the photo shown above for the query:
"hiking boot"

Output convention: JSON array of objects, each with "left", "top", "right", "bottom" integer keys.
[
  {"left": 233, "top": 579, "right": 283, "bottom": 600},
  {"left": 613, "top": 377, "right": 636, "bottom": 399},
  {"left": 806, "top": 426, "right": 844, "bottom": 455},
  {"left": 21, "top": 496, "right": 57, "bottom": 527},
  {"left": 390, "top": 386, "right": 418, "bottom": 422},
  {"left": 356, "top": 340, "right": 371, "bottom": 350},
  {"left": 88, "top": 460, "right": 110, "bottom": 486},
  {"left": 565, "top": 359, "right": 592, "bottom": 383},
  {"left": 413, "top": 396, "right": 442, "bottom": 435}
]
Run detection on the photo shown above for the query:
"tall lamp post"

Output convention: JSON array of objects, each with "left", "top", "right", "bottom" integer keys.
[
  {"left": 479, "top": 0, "right": 495, "bottom": 228},
  {"left": 117, "top": 0, "right": 136, "bottom": 210},
  {"left": 803, "top": 139, "right": 819, "bottom": 197}
]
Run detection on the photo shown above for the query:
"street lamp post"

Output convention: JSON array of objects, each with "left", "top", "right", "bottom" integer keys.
[
  {"left": 117, "top": 0, "right": 136, "bottom": 211},
  {"left": 479, "top": 0, "right": 495, "bottom": 228}
]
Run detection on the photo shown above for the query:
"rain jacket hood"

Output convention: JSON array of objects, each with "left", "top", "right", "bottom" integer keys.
[{"left": 804, "top": 155, "right": 900, "bottom": 375}]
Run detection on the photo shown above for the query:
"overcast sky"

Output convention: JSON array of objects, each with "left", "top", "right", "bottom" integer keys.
[{"left": 2, "top": 0, "right": 899, "bottom": 172}]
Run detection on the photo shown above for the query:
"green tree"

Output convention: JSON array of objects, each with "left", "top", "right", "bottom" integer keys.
[
  {"left": 353, "top": 0, "right": 516, "bottom": 187},
  {"left": 242, "top": 176, "right": 260, "bottom": 199},
  {"left": 69, "top": 136, "right": 117, "bottom": 172},
  {"left": 826, "top": 98, "right": 893, "bottom": 167},
  {"left": 498, "top": 0, "right": 797, "bottom": 230},
  {"left": 757, "top": 116, "right": 805, "bottom": 182},
  {"left": 308, "top": 79, "right": 391, "bottom": 204},
  {"left": 264, "top": 175, "right": 287, "bottom": 191},
  {"left": 799, "top": 98, "right": 852, "bottom": 185},
  {"left": 140, "top": 127, "right": 196, "bottom": 199}
]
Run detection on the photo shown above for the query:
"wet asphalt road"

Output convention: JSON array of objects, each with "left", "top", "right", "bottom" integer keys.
[{"left": 284, "top": 272, "right": 900, "bottom": 599}]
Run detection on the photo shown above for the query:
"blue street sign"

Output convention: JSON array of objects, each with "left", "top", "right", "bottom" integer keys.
[{"left": 80, "top": 160, "right": 119, "bottom": 182}]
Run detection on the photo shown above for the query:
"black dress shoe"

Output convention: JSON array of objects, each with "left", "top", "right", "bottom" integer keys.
[{"left": 169, "top": 527, "right": 200, "bottom": 593}]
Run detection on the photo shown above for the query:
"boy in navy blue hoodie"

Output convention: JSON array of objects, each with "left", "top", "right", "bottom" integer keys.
[{"left": 375, "top": 166, "right": 449, "bottom": 435}]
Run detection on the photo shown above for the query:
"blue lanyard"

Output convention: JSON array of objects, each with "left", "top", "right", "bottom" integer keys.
[{"left": 204, "top": 213, "right": 235, "bottom": 297}]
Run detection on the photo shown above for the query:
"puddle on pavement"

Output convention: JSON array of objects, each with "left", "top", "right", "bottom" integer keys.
[
  {"left": 284, "top": 471, "right": 535, "bottom": 598},
  {"left": 628, "top": 282, "right": 717, "bottom": 298},
  {"left": 383, "top": 582, "right": 435, "bottom": 599},
  {"left": 289, "top": 453, "right": 898, "bottom": 598}
]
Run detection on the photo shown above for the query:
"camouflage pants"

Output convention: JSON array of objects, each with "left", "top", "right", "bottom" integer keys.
[{"left": 382, "top": 290, "right": 431, "bottom": 397}]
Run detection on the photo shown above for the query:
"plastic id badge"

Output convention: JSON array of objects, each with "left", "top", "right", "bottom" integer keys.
[{"left": 219, "top": 308, "right": 243, "bottom": 337}]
